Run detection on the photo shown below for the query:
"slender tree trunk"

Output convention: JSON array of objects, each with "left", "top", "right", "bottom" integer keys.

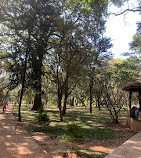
[
  {"left": 46, "top": 98, "right": 48, "bottom": 105},
  {"left": 89, "top": 77, "right": 93, "bottom": 113},
  {"left": 62, "top": 94, "right": 68, "bottom": 116},
  {"left": 96, "top": 101, "right": 98, "bottom": 107},
  {"left": 62, "top": 81, "right": 69, "bottom": 116},
  {"left": 71, "top": 97, "right": 74, "bottom": 106},
  {"left": 98, "top": 97, "right": 101, "bottom": 111},
  {"left": 18, "top": 28, "right": 31, "bottom": 120},
  {"left": 18, "top": 83, "right": 24, "bottom": 122},
  {"left": 58, "top": 93, "right": 63, "bottom": 121},
  {"left": 75, "top": 99, "right": 78, "bottom": 106},
  {"left": 18, "top": 52, "right": 28, "bottom": 121}
]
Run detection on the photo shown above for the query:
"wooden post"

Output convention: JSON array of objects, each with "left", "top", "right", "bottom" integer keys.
[
  {"left": 129, "top": 90, "right": 132, "bottom": 110},
  {"left": 138, "top": 90, "right": 141, "bottom": 109}
]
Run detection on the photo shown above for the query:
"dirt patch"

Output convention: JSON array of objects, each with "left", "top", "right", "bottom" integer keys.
[{"left": 31, "top": 123, "right": 135, "bottom": 158}]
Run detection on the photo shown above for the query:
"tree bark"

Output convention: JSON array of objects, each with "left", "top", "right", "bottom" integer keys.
[
  {"left": 31, "top": 45, "right": 43, "bottom": 110},
  {"left": 62, "top": 81, "right": 68, "bottom": 116},
  {"left": 18, "top": 52, "right": 28, "bottom": 121},
  {"left": 58, "top": 92, "right": 63, "bottom": 121},
  {"left": 71, "top": 97, "right": 74, "bottom": 106},
  {"left": 62, "top": 94, "right": 68, "bottom": 116},
  {"left": 18, "top": 83, "right": 24, "bottom": 122},
  {"left": 31, "top": 78, "right": 42, "bottom": 110},
  {"left": 18, "top": 28, "right": 31, "bottom": 121},
  {"left": 62, "top": 83, "right": 76, "bottom": 115},
  {"left": 97, "top": 97, "right": 101, "bottom": 111},
  {"left": 89, "top": 77, "right": 93, "bottom": 113}
]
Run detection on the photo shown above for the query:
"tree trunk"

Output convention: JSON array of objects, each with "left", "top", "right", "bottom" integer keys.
[
  {"left": 45, "top": 98, "right": 48, "bottom": 105},
  {"left": 18, "top": 52, "right": 28, "bottom": 121},
  {"left": 89, "top": 77, "right": 93, "bottom": 113},
  {"left": 62, "top": 94, "right": 68, "bottom": 116},
  {"left": 75, "top": 99, "right": 78, "bottom": 106},
  {"left": 81, "top": 100, "right": 85, "bottom": 107},
  {"left": 31, "top": 81, "right": 42, "bottom": 110},
  {"left": 97, "top": 97, "right": 101, "bottom": 111},
  {"left": 113, "top": 118, "right": 119, "bottom": 124},
  {"left": 62, "top": 81, "right": 69, "bottom": 116},
  {"left": 32, "top": 91, "right": 42, "bottom": 110},
  {"left": 31, "top": 51, "right": 43, "bottom": 110},
  {"left": 71, "top": 97, "right": 74, "bottom": 106},
  {"left": 18, "top": 84, "right": 24, "bottom": 122},
  {"left": 58, "top": 93, "right": 63, "bottom": 121}
]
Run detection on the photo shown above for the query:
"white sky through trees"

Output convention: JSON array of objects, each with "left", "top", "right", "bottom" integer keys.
[{"left": 105, "top": 0, "right": 141, "bottom": 59}]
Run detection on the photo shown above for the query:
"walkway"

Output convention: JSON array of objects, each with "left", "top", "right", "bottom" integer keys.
[
  {"left": 105, "top": 131, "right": 141, "bottom": 158},
  {"left": 0, "top": 104, "right": 52, "bottom": 158}
]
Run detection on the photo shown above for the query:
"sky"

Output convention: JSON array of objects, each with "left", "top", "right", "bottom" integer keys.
[{"left": 105, "top": 0, "right": 141, "bottom": 59}]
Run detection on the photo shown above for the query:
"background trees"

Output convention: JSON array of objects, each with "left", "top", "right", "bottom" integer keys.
[{"left": 0, "top": 0, "right": 140, "bottom": 123}]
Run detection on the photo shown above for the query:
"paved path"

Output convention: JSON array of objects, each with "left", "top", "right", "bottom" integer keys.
[
  {"left": 0, "top": 104, "right": 52, "bottom": 158},
  {"left": 105, "top": 131, "right": 141, "bottom": 158}
]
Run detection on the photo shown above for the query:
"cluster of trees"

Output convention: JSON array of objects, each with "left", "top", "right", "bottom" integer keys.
[{"left": 0, "top": 0, "right": 140, "bottom": 122}]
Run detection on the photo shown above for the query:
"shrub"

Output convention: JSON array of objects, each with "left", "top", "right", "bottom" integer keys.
[
  {"left": 36, "top": 111, "right": 50, "bottom": 125},
  {"left": 61, "top": 123, "right": 84, "bottom": 143},
  {"left": 37, "top": 107, "right": 44, "bottom": 113}
]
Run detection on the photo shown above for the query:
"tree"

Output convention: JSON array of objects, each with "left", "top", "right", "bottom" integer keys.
[
  {"left": 105, "top": 89, "right": 127, "bottom": 124},
  {"left": 0, "top": 0, "right": 61, "bottom": 111},
  {"left": 122, "top": 22, "right": 141, "bottom": 77},
  {"left": 46, "top": 18, "right": 88, "bottom": 121}
]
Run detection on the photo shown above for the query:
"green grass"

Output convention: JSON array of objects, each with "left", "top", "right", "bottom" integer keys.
[
  {"left": 60, "top": 148, "right": 107, "bottom": 158},
  {"left": 75, "top": 149, "right": 107, "bottom": 158},
  {"left": 13, "top": 104, "right": 128, "bottom": 139},
  {"left": 13, "top": 104, "right": 129, "bottom": 158}
]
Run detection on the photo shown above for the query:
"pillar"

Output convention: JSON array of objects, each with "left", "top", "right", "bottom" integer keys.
[
  {"left": 129, "top": 90, "right": 132, "bottom": 110},
  {"left": 139, "top": 90, "right": 141, "bottom": 109}
]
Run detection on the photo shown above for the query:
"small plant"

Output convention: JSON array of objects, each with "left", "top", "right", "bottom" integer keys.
[
  {"left": 60, "top": 123, "right": 84, "bottom": 158},
  {"left": 36, "top": 107, "right": 50, "bottom": 124},
  {"left": 64, "top": 123, "right": 84, "bottom": 142},
  {"left": 37, "top": 107, "right": 44, "bottom": 113}
]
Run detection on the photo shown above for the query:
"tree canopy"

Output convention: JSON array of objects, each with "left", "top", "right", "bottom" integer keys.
[{"left": 0, "top": 0, "right": 140, "bottom": 122}]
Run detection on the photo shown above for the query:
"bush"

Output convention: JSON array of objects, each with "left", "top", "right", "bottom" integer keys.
[
  {"left": 37, "top": 107, "right": 44, "bottom": 113},
  {"left": 61, "top": 123, "right": 84, "bottom": 143},
  {"left": 65, "top": 123, "right": 83, "bottom": 138},
  {"left": 36, "top": 110, "right": 50, "bottom": 125}
]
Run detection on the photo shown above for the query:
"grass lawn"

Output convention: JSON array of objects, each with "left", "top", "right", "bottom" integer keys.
[{"left": 13, "top": 104, "right": 131, "bottom": 158}]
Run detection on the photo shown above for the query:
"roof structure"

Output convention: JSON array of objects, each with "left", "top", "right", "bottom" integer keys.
[{"left": 122, "top": 79, "right": 141, "bottom": 92}]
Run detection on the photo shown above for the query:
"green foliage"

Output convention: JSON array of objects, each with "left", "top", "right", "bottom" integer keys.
[
  {"left": 75, "top": 149, "right": 107, "bottom": 158},
  {"left": 61, "top": 123, "right": 84, "bottom": 143},
  {"left": 37, "top": 107, "right": 44, "bottom": 113},
  {"left": 13, "top": 104, "right": 121, "bottom": 142},
  {"left": 36, "top": 108, "right": 50, "bottom": 124},
  {"left": 65, "top": 123, "right": 84, "bottom": 138}
]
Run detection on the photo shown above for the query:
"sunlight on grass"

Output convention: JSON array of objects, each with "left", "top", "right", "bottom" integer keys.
[
  {"left": 13, "top": 104, "right": 128, "bottom": 140},
  {"left": 76, "top": 149, "right": 107, "bottom": 158},
  {"left": 12, "top": 104, "right": 129, "bottom": 158}
]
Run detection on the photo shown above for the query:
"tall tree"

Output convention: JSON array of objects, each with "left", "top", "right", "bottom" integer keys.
[{"left": 0, "top": 0, "right": 61, "bottom": 111}]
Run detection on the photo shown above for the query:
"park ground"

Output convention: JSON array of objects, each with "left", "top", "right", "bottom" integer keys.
[{"left": 13, "top": 104, "right": 135, "bottom": 158}]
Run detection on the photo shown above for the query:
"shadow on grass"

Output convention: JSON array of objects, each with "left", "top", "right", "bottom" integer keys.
[
  {"left": 13, "top": 104, "right": 126, "bottom": 142},
  {"left": 29, "top": 124, "right": 116, "bottom": 141},
  {"left": 64, "top": 110, "right": 111, "bottom": 128}
]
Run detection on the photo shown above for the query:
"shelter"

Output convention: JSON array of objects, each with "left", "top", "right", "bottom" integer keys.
[{"left": 122, "top": 79, "right": 141, "bottom": 109}]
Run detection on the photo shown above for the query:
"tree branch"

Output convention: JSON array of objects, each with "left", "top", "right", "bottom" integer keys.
[{"left": 112, "top": 8, "right": 141, "bottom": 16}]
